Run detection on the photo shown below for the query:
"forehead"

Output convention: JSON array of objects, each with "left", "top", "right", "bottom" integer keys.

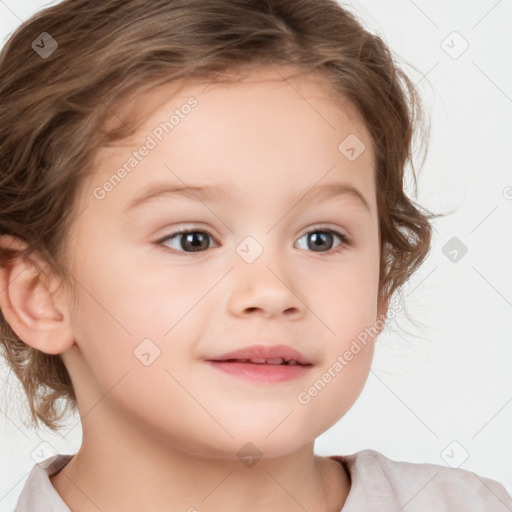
[
  {"left": 87, "top": 65, "right": 376, "bottom": 214},
  {"left": 114, "top": 64, "right": 351, "bottom": 108},
  {"left": 103, "top": 65, "right": 370, "bottom": 153}
]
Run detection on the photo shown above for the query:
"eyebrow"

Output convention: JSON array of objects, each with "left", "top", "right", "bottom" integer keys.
[
  {"left": 122, "top": 181, "right": 371, "bottom": 214},
  {"left": 123, "top": 182, "right": 232, "bottom": 213}
]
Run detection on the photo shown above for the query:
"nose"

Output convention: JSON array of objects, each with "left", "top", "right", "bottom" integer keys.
[{"left": 227, "top": 257, "right": 304, "bottom": 320}]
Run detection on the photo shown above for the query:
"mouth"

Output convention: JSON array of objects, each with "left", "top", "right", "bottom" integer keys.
[
  {"left": 215, "top": 357, "right": 306, "bottom": 365},
  {"left": 205, "top": 344, "right": 313, "bottom": 383}
]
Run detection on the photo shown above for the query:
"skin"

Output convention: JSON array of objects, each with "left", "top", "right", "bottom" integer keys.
[{"left": 0, "top": 65, "right": 384, "bottom": 511}]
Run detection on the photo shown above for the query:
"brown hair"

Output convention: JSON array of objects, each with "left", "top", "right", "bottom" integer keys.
[{"left": 0, "top": 0, "right": 441, "bottom": 431}]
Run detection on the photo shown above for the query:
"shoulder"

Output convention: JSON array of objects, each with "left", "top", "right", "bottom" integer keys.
[
  {"left": 332, "top": 449, "right": 512, "bottom": 511},
  {"left": 14, "top": 454, "right": 73, "bottom": 512}
]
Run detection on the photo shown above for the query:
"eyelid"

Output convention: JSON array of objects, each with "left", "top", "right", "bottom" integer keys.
[
  {"left": 299, "top": 223, "right": 349, "bottom": 240},
  {"left": 154, "top": 224, "right": 220, "bottom": 249}
]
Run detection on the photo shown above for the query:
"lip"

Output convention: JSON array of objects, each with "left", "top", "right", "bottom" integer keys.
[
  {"left": 205, "top": 344, "right": 313, "bottom": 383},
  {"left": 206, "top": 344, "right": 312, "bottom": 365}
]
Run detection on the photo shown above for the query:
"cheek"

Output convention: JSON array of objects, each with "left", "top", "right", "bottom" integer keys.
[
  {"left": 294, "top": 299, "right": 378, "bottom": 438},
  {"left": 305, "top": 249, "right": 380, "bottom": 337},
  {"left": 294, "top": 251, "right": 379, "bottom": 426},
  {"left": 70, "top": 244, "right": 199, "bottom": 335},
  {"left": 67, "top": 247, "right": 212, "bottom": 387},
  {"left": 296, "top": 343, "right": 374, "bottom": 442}
]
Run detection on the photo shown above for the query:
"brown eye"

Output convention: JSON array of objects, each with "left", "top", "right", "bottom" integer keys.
[
  {"left": 295, "top": 228, "right": 349, "bottom": 253},
  {"left": 158, "top": 230, "right": 218, "bottom": 253},
  {"left": 156, "top": 225, "right": 349, "bottom": 256}
]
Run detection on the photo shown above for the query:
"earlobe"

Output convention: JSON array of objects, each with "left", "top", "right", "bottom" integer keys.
[{"left": 0, "top": 235, "right": 74, "bottom": 355}]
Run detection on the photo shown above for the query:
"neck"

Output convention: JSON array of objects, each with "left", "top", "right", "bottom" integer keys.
[{"left": 50, "top": 412, "right": 350, "bottom": 512}]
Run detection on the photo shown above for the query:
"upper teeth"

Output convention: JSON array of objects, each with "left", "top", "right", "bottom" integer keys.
[{"left": 236, "top": 358, "right": 299, "bottom": 365}]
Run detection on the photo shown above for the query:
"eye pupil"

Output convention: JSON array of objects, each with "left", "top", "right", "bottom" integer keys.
[
  {"left": 309, "top": 231, "right": 333, "bottom": 252},
  {"left": 182, "top": 232, "right": 209, "bottom": 252}
]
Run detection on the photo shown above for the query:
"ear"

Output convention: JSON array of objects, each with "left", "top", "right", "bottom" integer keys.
[{"left": 0, "top": 235, "right": 74, "bottom": 354}]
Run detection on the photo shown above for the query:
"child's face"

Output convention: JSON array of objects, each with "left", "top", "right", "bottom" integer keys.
[{"left": 62, "top": 66, "right": 380, "bottom": 458}]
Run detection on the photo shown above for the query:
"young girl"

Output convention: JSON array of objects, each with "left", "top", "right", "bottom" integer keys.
[{"left": 0, "top": 0, "right": 510, "bottom": 510}]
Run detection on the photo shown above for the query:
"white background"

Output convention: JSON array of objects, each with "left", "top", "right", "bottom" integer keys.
[{"left": 1, "top": 0, "right": 511, "bottom": 510}]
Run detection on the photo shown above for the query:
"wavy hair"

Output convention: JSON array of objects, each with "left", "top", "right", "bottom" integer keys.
[{"left": 0, "top": 0, "right": 441, "bottom": 430}]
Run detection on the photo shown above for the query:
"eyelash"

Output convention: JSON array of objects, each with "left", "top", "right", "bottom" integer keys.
[{"left": 154, "top": 224, "right": 351, "bottom": 257}]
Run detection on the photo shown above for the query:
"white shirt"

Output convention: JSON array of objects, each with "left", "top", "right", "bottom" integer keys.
[{"left": 14, "top": 449, "right": 512, "bottom": 511}]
